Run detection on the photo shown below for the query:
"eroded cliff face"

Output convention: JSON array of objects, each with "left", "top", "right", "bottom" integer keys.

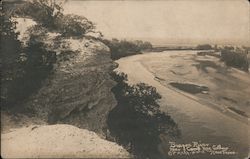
[
  {"left": 23, "top": 36, "right": 117, "bottom": 135},
  {"left": 1, "top": 18, "right": 118, "bottom": 136},
  {"left": 1, "top": 18, "right": 128, "bottom": 158}
]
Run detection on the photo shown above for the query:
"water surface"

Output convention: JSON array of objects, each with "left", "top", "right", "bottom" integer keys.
[{"left": 115, "top": 50, "right": 250, "bottom": 159}]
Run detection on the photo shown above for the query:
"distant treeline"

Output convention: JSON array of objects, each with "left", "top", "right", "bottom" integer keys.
[
  {"left": 197, "top": 45, "right": 250, "bottom": 72},
  {"left": 101, "top": 39, "right": 250, "bottom": 73},
  {"left": 101, "top": 39, "right": 153, "bottom": 60},
  {"left": 151, "top": 44, "right": 213, "bottom": 52},
  {"left": 219, "top": 46, "right": 249, "bottom": 72},
  {"left": 152, "top": 43, "right": 250, "bottom": 72}
]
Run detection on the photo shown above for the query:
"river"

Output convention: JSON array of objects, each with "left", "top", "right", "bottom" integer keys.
[{"left": 115, "top": 50, "right": 250, "bottom": 159}]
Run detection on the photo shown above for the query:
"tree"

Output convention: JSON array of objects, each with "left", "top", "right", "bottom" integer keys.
[
  {"left": 56, "top": 14, "right": 95, "bottom": 37},
  {"left": 15, "top": 0, "right": 63, "bottom": 29},
  {"left": 16, "top": 0, "right": 96, "bottom": 37},
  {"left": 1, "top": 1, "right": 56, "bottom": 108},
  {"left": 221, "top": 48, "right": 249, "bottom": 71},
  {"left": 102, "top": 39, "right": 153, "bottom": 60},
  {"left": 108, "top": 72, "right": 180, "bottom": 159}
]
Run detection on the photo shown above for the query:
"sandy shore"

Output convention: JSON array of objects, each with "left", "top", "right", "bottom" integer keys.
[{"left": 115, "top": 50, "right": 250, "bottom": 159}]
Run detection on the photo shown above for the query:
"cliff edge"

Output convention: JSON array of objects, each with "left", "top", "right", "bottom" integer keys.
[
  {"left": 1, "top": 18, "right": 128, "bottom": 158},
  {"left": 1, "top": 124, "right": 130, "bottom": 158}
]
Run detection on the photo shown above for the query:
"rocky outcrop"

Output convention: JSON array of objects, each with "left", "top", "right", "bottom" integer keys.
[
  {"left": 1, "top": 124, "right": 130, "bottom": 158},
  {"left": 1, "top": 17, "right": 128, "bottom": 157},
  {"left": 22, "top": 35, "right": 117, "bottom": 135},
  {"left": 10, "top": 18, "right": 118, "bottom": 135}
]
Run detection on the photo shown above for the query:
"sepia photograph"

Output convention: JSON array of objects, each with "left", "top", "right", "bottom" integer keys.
[{"left": 1, "top": 0, "right": 250, "bottom": 158}]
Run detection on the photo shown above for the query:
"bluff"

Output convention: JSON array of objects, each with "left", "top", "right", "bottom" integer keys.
[
  {"left": 21, "top": 29, "right": 117, "bottom": 135},
  {"left": 1, "top": 17, "right": 130, "bottom": 157}
]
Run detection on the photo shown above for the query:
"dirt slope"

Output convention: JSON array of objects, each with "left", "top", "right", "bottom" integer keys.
[{"left": 1, "top": 124, "right": 130, "bottom": 158}]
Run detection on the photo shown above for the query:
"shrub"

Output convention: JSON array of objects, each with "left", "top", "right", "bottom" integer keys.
[
  {"left": 108, "top": 72, "right": 180, "bottom": 159},
  {"left": 2, "top": 0, "right": 98, "bottom": 109},
  {"left": 220, "top": 48, "right": 249, "bottom": 71},
  {"left": 1, "top": 3, "right": 23, "bottom": 108},
  {"left": 1, "top": 6, "right": 56, "bottom": 109},
  {"left": 56, "top": 14, "right": 95, "bottom": 37},
  {"left": 16, "top": 0, "right": 96, "bottom": 37},
  {"left": 15, "top": 0, "right": 63, "bottom": 28}
]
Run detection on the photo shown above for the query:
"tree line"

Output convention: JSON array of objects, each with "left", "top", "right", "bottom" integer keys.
[{"left": 101, "top": 38, "right": 153, "bottom": 60}]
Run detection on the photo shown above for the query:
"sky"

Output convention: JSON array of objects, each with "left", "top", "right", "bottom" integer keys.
[{"left": 63, "top": 0, "right": 249, "bottom": 46}]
